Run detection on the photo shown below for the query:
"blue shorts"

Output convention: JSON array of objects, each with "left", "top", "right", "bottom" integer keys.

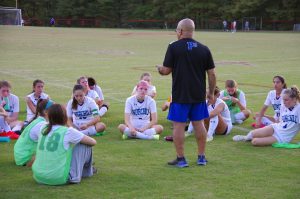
[{"left": 167, "top": 102, "right": 209, "bottom": 122}]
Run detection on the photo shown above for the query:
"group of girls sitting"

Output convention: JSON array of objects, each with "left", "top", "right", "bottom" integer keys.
[{"left": 1, "top": 73, "right": 300, "bottom": 186}]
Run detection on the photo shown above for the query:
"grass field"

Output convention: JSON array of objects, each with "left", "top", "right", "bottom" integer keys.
[{"left": 0, "top": 26, "right": 300, "bottom": 199}]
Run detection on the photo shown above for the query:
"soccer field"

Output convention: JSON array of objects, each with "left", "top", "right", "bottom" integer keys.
[{"left": 0, "top": 26, "right": 300, "bottom": 199}]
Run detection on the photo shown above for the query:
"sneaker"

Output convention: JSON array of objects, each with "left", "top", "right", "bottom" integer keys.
[
  {"left": 153, "top": 134, "right": 160, "bottom": 140},
  {"left": 232, "top": 135, "right": 248, "bottom": 142},
  {"left": 164, "top": 136, "right": 173, "bottom": 142},
  {"left": 122, "top": 134, "right": 128, "bottom": 140},
  {"left": 0, "top": 131, "right": 19, "bottom": 139},
  {"left": 92, "top": 166, "right": 98, "bottom": 174},
  {"left": 197, "top": 155, "right": 208, "bottom": 166},
  {"left": 206, "top": 136, "right": 214, "bottom": 142},
  {"left": 168, "top": 158, "right": 189, "bottom": 168},
  {"left": 185, "top": 131, "right": 193, "bottom": 137},
  {"left": 251, "top": 122, "right": 265, "bottom": 129}
]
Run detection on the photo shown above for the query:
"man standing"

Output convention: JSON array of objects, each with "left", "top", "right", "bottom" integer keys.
[{"left": 156, "top": 18, "right": 216, "bottom": 168}]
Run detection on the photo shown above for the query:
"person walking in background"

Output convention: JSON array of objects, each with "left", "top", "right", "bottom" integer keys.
[
  {"left": 223, "top": 20, "right": 228, "bottom": 31},
  {"left": 156, "top": 18, "right": 216, "bottom": 168}
]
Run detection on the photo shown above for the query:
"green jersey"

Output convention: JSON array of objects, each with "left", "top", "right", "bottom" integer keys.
[
  {"left": 223, "top": 89, "right": 242, "bottom": 114},
  {"left": 32, "top": 126, "right": 73, "bottom": 185},
  {"left": 14, "top": 117, "right": 46, "bottom": 166}
]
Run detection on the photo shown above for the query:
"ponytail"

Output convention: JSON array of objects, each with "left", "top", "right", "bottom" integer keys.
[
  {"left": 283, "top": 85, "right": 300, "bottom": 102},
  {"left": 43, "top": 104, "right": 67, "bottom": 135}
]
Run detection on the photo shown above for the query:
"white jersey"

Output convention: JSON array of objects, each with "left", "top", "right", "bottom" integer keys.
[
  {"left": 272, "top": 103, "right": 300, "bottom": 143},
  {"left": 264, "top": 89, "right": 285, "bottom": 120},
  {"left": 0, "top": 93, "right": 19, "bottom": 116},
  {"left": 66, "top": 97, "right": 100, "bottom": 127},
  {"left": 125, "top": 95, "right": 156, "bottom": 128},
  {"left": 86, "top": 90, "right": 99, "bottom": 100},
  {"left": 26, "top": 92, "right": 49, "bottom": 121},
  {"left": 92, "top": 85, "right": 104, "bottom": 100},
  {"left": 39, "top": 125, "right": 84, "bottom": 150},
  {"left": 29, "top": 117, "right": 47, "bottom": 142},
  {"left": 208, "top": 98, "right": 232, "bottom": 125},
  {"left": 132, "top": 85, "right": 156, "bottom": 98}
]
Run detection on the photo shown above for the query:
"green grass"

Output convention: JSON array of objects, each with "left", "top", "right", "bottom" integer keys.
[{"left": 0, "top": 26, "right": 300, "bottom": 199}]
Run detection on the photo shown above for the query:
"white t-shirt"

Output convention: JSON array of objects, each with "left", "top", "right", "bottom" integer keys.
[
  {"left": 125, "top": 95, "right": 156, "bottom": 124},
  {"left": 39, "top": 125, "right": 84, "bottom": 150},
  {"left": 219, "top": 89, "right": 247, "bottom": 108},
  {"left": 66, "top": 96, "right": 100, "bottom": 126},
  {"left": 92, "top": 85, "right": 104, "bottom": 100},
  {"left": 86, "top": 90, "right": 99, "bottom": 100},
  {"left": 131, "top": 85, "right": 156, "bottom": 98},
  {"left": 0, "top": 93, "right": 19, "bottom": 116},
  {"left": 29, "top": 117, "right": 47, "bottom": 141},
  {"left": 26, "top": 92, "right": 49, "bottom": 121},
  {"left": 264, "top": 89, "right": 285, "bottom": 119},
  {"left": 272, "top": 103, "right": 300, "bottom": 143},
  {"left": 208, "top": 98, "right": 232, "bottom": 125}
]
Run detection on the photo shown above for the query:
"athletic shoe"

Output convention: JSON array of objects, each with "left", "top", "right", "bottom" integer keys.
[
  {"left": 0, "top": 131, "right": 19, "bottom": 139},
  {"left": 206, "top": 136, "right": 214, "bottom": 142},
  {"left": 168, "top": 158, "right": 189, "bottom": 168},
  {"left": 232, "top": 135, "right": 248, "bottom": 142},
  {"left": 92, "top": 166, "right": 98, "bottom": 174},
  {"left": 122, "top": 134, "right": 128, "bottom": 140},
  {"left": 185, "top": 131, "right": 193, "bottom": 137},
  {"left": 197, "top": 155, "right": 208, "bottom": 166},
  {"left": 251, "top": 122, "right": 265, "bottom": 129},
  {"left": 164, "top": 136, "right": 173, "bottom": 142},
  {"left": 153, "top": 134, "right": 160, "bottom": 140}
]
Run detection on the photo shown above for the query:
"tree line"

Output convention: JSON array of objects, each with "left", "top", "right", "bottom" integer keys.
[{"left": 2, "top": 0, "right": 300, "bottom": 29}]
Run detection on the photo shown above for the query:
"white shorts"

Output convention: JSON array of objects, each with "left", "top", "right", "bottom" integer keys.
[
  {"left": 271, "top": 124, "right": 294, "bottom": 143},
  {"left": 131, "top": 119, "right": 149, "bottom": 130}
]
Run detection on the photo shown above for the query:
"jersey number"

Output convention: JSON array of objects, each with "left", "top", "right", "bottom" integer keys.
[{"left": 39, "top": 134, "right": 61, "bottom": 152}]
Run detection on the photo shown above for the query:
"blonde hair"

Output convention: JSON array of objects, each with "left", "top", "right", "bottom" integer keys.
[{"left": 283, "top": 85, "right": 300, "bottom": 102}]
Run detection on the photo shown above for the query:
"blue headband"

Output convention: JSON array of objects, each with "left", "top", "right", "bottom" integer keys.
[{"left": 45, "top": 100, "right": 54, "bottom": 110}]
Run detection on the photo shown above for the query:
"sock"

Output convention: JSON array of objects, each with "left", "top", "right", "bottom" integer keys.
[
  {"left": 207, "top": 116, "right": 218, "bottom": 137},
  {"left": 143, "top": 128, "right": 156, "bottom": 136},
  {"left": 261, "top": 117, "right": 273, "bottom": 126},
  {"left": 12, "top": 123, "right": 22, "bottom": 132},
  {"left": 245, "top": 131, "right": 253, "bottom": 140},
  {"left": 0, "top": 116, "right": 11, "bottom": 132},
  {"left": 187, "top": 122, "right": 194, "bottom": 133},
  {"left": 99, "top": 106, "right": 108, "bottom": 117},
  {"left": 81, "top": 126, "right": 97, "bottom": 136},
  {"left": 235, "top": 112, "right": 246, "bottom": 120},
  {"left": 135, "top": 132, "right": 153, "bottom": 140}
]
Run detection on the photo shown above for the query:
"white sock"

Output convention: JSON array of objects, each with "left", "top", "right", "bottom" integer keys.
[
  {"left": 143, "top": 128, "right": 156, "bottom": 136},
  {"left": 81, "top": 126, "right": 97, "bottom": 136},
  {"left": 207, "top": 116, "right": 218, "bottom": 137},
  {"left": 187, "top": 122, "right": 194, "bottom": 133},
  {"left": 12, "top": 123, "right": 22, "bottom": 132},
  {"left": 235, "top": 112, "right": 246, "bottom": 120},
  {"left": 135, "top": 132, "right": 153, "bottom": 140},
  {"left": 261, "top": 117, "right": 273, "bottom": 126},
  {"left": 0, "top": 117, "right": 11, "bottom": 132},
  {"left": 245, "top": 131, "right": 253, "bottom": 140},
  {"left": 99, "top": 106, "right": 108, "bottom": 117}
]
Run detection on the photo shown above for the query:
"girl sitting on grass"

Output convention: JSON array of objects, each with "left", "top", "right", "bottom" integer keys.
[
  {"left": 119, "top": 80, "right": 163, "bottom": 140},
  {"left": 67, "top": 84, "right": 106, "bottom": 136},
  {"left": 14, "top": 99, "right": 53, "bottom": 166},
  {"left": 32, "top": 104, "right": 97, "bottom": 185},
  {"left": 233, "top": 86, "right": 300, "bottom": 146},
  {"left": 252, "top": 75, "right": 286, "bottom": 128},
  {"left": 219, "top": 79, "right": 251, "bottom": 124},
  {"left": 132, "top": 72, "right": 157, "bottom": 98}
]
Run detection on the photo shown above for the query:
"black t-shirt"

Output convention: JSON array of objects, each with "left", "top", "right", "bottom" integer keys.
[{"left": 163, "top": 38, "right": 215, "bottom": 103}]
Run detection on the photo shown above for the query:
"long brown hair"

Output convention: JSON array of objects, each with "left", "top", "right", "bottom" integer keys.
[
  {"left": 273, "top": 75, "right": 287, "bottom": 89},
  {"left": 31, "top": 79, "right": 44, "bottom": 93},
  {"left": 71, "top": 84, "right": 84, "bottom": 110},
  {"left": 43, "top": 104, "right": 67, "bottom": 135}
]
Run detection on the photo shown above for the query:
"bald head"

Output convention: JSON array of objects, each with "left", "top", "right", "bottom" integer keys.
[{"left": 176, "top": 18, "right": 195, "bottom": 39}]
